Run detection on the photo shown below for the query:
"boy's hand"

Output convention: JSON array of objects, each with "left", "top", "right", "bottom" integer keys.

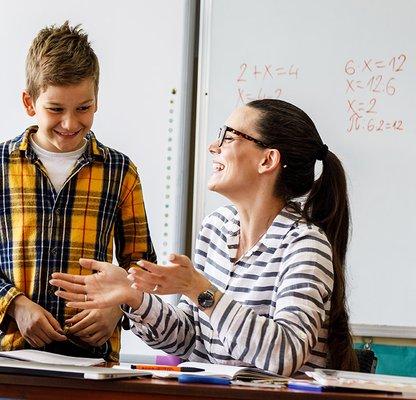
[
  {"left": 65, "top": 307, "right": 123, "bottom": 347},
  {"left": 7, "top": 295, "right": 67, "bottom": 348}
]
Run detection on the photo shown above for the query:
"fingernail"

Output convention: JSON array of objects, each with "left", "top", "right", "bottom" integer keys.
[
  {"left": 168, "top": 254, "right": 175, "bottom": 261},
  {"left": 136, "top": 260, "right": 144, "bottom": 267}
]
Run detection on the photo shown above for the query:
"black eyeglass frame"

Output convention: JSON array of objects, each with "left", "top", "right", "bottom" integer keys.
[{"left": 217, "top": 125, "right": 268, "bottom": 148}]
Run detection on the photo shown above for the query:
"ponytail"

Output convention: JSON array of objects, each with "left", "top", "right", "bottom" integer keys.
[{"left": 304, "top": 152, "right": 358, "bottom": 371}]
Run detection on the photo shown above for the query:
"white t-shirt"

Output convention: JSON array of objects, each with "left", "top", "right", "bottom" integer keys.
[{"left": 30, "top": 138, "right": 87, "bottom": 192}]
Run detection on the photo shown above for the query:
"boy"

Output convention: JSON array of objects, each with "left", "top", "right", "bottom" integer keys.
[{"left": 0, "top": 21, "right": 156, "bottom": 361}]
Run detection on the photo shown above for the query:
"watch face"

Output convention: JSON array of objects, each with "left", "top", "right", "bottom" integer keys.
[{"left": 198, "top": 291, "right": 215, "bottom": 309}]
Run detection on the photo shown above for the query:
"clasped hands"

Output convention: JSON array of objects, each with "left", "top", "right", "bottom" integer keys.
[
  {"left": 8, "top": 295, "right": 121, "bottom": 348},
  {"left": 49, "top": 254, "right": 210, "bottom": 311}
]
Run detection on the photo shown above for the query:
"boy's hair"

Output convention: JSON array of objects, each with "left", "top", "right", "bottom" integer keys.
[{"left": 26, "top": 21, "right": 99, "bottom": 101}]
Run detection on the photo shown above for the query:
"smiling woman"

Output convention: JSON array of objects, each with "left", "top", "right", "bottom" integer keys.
[{"left": 51, "top": 99, "right": 358, "bottom": 377}]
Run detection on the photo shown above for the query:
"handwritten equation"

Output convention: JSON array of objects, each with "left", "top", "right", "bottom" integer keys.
[
  {"left": 345, "top": 54, "right": 406, "bottom": 133},
  {"left": 235, "top": 63, "right": 299, "bottom": 106}
]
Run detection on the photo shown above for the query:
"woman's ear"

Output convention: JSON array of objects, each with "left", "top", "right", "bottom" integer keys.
[
  {"left": 22, "top": 91, "right": 36, "bottom": 116},
  {"left": 258, "top": 148, "right": 281, "bottom": 174}
]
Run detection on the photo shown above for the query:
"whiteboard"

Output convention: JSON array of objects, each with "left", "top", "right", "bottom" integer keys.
[
  {"left": 193, "top": 0, "right": 416, "bottom": 329},
  {"left": 0, "top": 0, "right": 195, "bottom": 355}
]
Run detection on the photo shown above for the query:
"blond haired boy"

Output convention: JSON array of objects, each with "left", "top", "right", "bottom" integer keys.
[{"left": 0, "top": 21, "right": 156, "bottom": 361}]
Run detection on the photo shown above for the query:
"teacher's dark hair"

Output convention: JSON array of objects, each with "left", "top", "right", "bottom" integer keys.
[{"left": 248, "top": 99, "right": 358, "bottom": 371}]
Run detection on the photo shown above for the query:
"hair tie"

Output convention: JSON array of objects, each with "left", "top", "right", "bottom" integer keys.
[{"left": 316, "top": 144, "right": 328, "bottom": 161}]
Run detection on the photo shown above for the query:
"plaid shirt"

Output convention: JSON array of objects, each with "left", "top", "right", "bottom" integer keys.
[{"left": 0, "top": 126, "right": 156, "bottom": 360}]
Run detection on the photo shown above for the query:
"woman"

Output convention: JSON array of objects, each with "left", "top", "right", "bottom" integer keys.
[{"left": 50, "top": 99, "right": 358, "bottom": 376}]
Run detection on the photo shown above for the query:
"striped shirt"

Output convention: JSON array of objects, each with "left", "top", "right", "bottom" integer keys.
[
  {"left": 0, "top": 126, "right": 156, "bottom": 360},
  {"left": 125, "top": 205, "right": 333, "bottom": 376}
]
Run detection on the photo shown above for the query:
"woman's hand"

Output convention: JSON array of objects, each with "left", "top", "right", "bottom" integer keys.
[
  {"left": 50, "top": 258, "right": 143, "bottom": 310},
  {"left": 129, "top": 254, "right": 211, "bottom": 300}
]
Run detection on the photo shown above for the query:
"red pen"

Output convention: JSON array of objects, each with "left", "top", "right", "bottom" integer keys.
[{"left": 130, "top": 364, "right": 204, "bottom": 372}]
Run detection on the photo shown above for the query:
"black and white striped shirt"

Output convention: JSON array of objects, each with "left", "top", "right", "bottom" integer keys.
[{"left": 126, "top": 205, "right": 333, "bottom": 376}]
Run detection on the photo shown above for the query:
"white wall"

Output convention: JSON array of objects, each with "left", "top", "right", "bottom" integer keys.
[{"left": 0, "top": 0, "right": 195, "bottom": 356}]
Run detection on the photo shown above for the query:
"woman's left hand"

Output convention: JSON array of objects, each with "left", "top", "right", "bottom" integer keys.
[
  {"left": 129, "top": 254, "right": 209, "bottom": 298},
  {"left": 50, "top": 258, "right": 143, "bottom": 309}
]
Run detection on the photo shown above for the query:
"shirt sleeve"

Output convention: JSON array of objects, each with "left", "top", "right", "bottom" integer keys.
[
  {"left": 0, "top": 275, "right": 23, "bottom": 327},
  {"left": 123, "top": 293, "right": 197, "bottom": 358},
  {"left": 114, "top": 162, "right": 157, "bottom": 269},
  {"left": 209, "top": 228, "right": 334, "bottom": 376}
]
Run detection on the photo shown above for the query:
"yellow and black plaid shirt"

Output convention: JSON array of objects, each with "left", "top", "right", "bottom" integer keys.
[{"left": 0, "top": 126, "right": 156, "bottom": 360}]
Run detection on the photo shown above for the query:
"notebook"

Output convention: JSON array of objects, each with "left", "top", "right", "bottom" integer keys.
[
  {"left": 0, "top": 358, "right": 151, "bottom": 380},
  {"left": 306, "top": 369, "right": 416, "bottom": 394},
  {"left": 151, "top": 361, "right": 287, "bottom": 381}
]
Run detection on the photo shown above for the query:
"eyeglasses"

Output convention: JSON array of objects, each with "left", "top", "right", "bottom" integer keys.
[{"left": 217, "top": 125, "right": 268, "bottom": 148}]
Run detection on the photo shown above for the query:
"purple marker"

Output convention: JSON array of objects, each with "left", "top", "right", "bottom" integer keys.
[{"left": 120, "top": 354, "right": 181, "bottom": 366}]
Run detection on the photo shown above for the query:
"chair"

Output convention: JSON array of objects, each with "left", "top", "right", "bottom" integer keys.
[{"left": 355, "top": 349, "right": 377, "bottom": 373}]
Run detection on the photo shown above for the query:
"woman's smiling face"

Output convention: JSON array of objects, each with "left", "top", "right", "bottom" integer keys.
[{"left": 207, "top": 106, "right": 266, "bottom": 200}]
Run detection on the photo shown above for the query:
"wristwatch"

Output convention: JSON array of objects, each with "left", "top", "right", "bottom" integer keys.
[{"left": 197, "top": 284, "right": 218, "bottom": 310}]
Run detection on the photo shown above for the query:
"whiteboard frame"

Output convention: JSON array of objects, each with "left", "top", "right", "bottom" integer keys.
[
  {"left": 191, "top": 0, "right": 212, "bottom": 251},
  {"left": 352, "top": 324, "right": 416, "bottom": 340}
]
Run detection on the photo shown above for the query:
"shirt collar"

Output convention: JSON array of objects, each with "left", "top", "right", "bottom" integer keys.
[
  {"left": 9, "top": 126, "right": 106, "bottom": 162},
  {"left": 262, "top": 206, "right": 302, "bottom": 249},
  {"left": 222, "top": 204, "right": 303, "bottom": 255}
]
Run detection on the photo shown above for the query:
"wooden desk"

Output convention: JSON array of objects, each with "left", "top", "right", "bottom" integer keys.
[{"left": 0, "top": 374, "right": 415, "bottom": 400}]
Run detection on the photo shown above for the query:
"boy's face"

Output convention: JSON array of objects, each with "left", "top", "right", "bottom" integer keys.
[{"left": 22, "top": 78, "right": 97, "bottom": 153}]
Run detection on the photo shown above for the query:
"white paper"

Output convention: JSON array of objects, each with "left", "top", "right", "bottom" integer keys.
[
  {"left": 0, "top": 349, "right": 104, "bottom": 366},
  {"left": 179, "top": 361, "right": 281, "bottom": 380},
  {"left": 0, "top": 358, "right": 149, "bottom": 380},
  {"left": 179, "top": 361, "right": 246, "bottom": 379}
]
